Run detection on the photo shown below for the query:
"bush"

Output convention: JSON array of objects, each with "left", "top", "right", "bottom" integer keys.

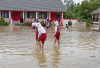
[
  {"left": 68, "top": 20, "right": 72, "bottom": 26},
  {"left": 0, "top": 17, "right": 9, "bottom": 25},
  {"left": 86, "top": 22, "right": 90, "bottom": 27},
  {"left": 23, "top": 20, "right": 30, "bottom": 26},
  {"left": 4, "top": 21, "right": 9, "bottom": 25},
  {"left": 85, "top": 19, "right": 92, "bottom": 27},
  {"left": 0, "top": 17, "right": 5, "bottom": 23},
  {"left": 40, "top": 20, "right": 44, "bottom": 26}
]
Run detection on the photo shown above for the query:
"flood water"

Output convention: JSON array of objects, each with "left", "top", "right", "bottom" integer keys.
[{"left": 0, "top": 23, "right": 100, "bottom": 68}]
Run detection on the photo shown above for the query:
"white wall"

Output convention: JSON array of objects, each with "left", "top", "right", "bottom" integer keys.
[
  {"left": 63, "top": 19, "right": 78, "bottom": 27},
  {"left": 4, "top": 18, "right": 9, "bottom": 22},
  {"left": 25, "top": 19, "right": 47, "bottom": 23}
]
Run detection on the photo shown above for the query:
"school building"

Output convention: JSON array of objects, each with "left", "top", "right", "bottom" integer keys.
[
  {"left": 91, "top": 7, "right": 100, "bottom": 23},
  {"left": 0, "top": 0, "right": 66, "bottom": 24}
]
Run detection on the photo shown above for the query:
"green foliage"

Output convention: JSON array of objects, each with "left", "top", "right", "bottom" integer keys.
[
  {"left": 64, "top": 0, "right": 100, "bottom": 20},
  {"left": 86, "top": 22, "right": 90, "bottom": 27},
  {"left": 84, "top": 19, "right": 93, "bottom": 27},
  {"left": 64, "top": 4, "right": 76, "bottom": 19},
  {"left": 4, "top": 21, "right": 9, "bottom": 25},
  {"left": 40, "top": 20, "right": 44, "bottom": 26},
  {"left": 24, "top": 20, "right": 30, "bottom": 26},
  {"left": 0, "top": 17, "right": 5, "bottom": 23},
  {"left": 0, "top": 17, "right": 9, "bottom": 25},
  {"left": 68, "top": 21, "right": 72, "bottom": 26}
]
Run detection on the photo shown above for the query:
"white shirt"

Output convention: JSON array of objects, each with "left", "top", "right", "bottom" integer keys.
[
  {"left": 55, "top": 21, "right": 59, "bottom": 34},
  {"left": 55, "top": 26, "right": 57, "bottom": 34},
  {"left": 38, "top": 23, "right": 46, "bottom": 38},
  {"left": 55, "top": 21, "right": 59, "bottom": 26},
  {"left": 32, "top": 23, "right": 37, "bottom": 27},
  {"left": 32, "top": 21, "right": 37, "bottom": 26}
]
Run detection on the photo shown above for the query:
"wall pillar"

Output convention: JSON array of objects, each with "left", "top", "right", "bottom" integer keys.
[
  {"left": 23, "top": 11, "right": 25, "bottom": 23},
  {"left": 9, "top": 11, "right": 12, "bottom": 24},
  {"left": 48, "top": 12, "right": 51, "bottom": 22},
  {"left": 36, "top": 12, "right": 38, "bottom": 22},
  {"left": 25, "top": 11, "right": 27, "bottom": 20},
  {"left": 9, "top": 11, "right": 11, "bottom": 19}
]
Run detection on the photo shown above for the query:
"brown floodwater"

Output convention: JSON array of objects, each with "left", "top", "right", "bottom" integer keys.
[{"left": 0, "top": 23, "right": 100, "bottom": 68}]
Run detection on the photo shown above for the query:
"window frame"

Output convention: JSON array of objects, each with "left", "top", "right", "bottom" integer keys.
[
  {"left": 39, "top": 12, "right": 47, "bottom": 19},
  {"left": 27, "top": 12, "right": 36, "bottom": 19},
  {"left": 1, "top": 11, "right": 9, "bottom": 18}
]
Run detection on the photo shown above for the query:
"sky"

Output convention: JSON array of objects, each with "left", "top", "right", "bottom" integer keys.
[
  {"left": 62, "top": 0, "right": 84, "bottom": 4},
  {"left": 73, "top": 0, "right": 84, "bottom": 4}
]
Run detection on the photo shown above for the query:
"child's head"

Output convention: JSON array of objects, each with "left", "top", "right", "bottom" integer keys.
[
  {"left": 34, "top": 19, "right": 36, "bottom": 21},
  {"left": 47, "top": 19, "right": 49, "bottom": 21}
]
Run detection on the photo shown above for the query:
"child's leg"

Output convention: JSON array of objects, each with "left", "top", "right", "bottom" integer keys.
[
  {"left": 36, "top": 40, "right": 40, "bottom": 47},
  {"left": 36, "top": 40, "right": 38, "bottom": 45},
  {"left": 38, "top": 41, "right": 41, "bottom": 48},
  {"left": 42, "top": 44, "right": 44, "bottom": 49},
  {"left": 58, "top": 40, "right": 60, "bottom": 45},
  {"left": 41, "top": 40, "right": 45, "bottom": 49},
  {"left": 54, "top": 38, "right": 56, "bottom": 45},
  {"left": 41, "top": 33, "right": 47, "bottom": 48}
]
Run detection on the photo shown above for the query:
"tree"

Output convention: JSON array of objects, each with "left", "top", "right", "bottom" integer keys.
[
  {"left": 63, "top": 0, "right": 100, "bottom": 22},
  {"left": 64, "top": 0, "right": 76, "bottom": 19}
]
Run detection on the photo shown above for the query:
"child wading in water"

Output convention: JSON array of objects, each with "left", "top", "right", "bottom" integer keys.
[
  {"left": 54, "top": 20, "right": 60, "bottom": 45},
  {"left": 32, "top": 23, "right": 47, "bottom": 48},
  {"left": 46, "top": 19, "right": 50, "bottom": 29}
]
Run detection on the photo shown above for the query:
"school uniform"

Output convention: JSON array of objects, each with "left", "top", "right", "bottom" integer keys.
[
  {"left": 30, "top": 20, "right": 32, "bottom": 26},
  {"left": 36, "top": 28, "right": 38, "bottom": 40},
  {"left": 46, "top": 21, "right": 50, "bottom": 28},
  {"left": 38, "top": 24, "right": 47, "bottom": 44},
  {"left": 32, "top": 21, "right": 37, "bottom": 30},
  {"left": 55, "top": 21, "right": 60, "bottom": 40}
]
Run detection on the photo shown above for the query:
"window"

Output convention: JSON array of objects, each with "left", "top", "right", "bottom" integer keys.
[
  {"left": 39, "top": 12, "right": 47, "bottom": 19},
  {"left": 93, "top": 14, "right": 95, "bottom": 21},
  {"left": 1, "top": 11, "right": 9, "bottom": 18},
  {"left": 56, "top": 12, "right": 60, "bottom": 21},
  {"left": 27, "top": 12, "right": 36, "bottom": 18}
]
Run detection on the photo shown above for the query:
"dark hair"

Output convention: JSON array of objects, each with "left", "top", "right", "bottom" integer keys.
[{"left": 47, "top": 19, "right": 49, "bottom": 21}]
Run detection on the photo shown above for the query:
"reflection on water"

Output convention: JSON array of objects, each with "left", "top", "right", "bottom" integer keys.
[
  {"left": 52, "top": 46, "right": 60, "bottom": 67},
  {"left": 35, "top": 49, "right": 47, "bottom": 67},
  {"left": 0, "top": 24, "right": 100, "bottom": 68}
]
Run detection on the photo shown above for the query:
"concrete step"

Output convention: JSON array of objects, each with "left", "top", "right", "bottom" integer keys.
[{"left": 13, "top": 21, "right": 24, "bottom": 26}]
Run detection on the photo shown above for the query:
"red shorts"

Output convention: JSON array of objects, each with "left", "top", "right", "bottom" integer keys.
[
  {"left": 66, "top": 24, "right": 68, "bottom": 28},
  {"left": 55, "top": 32, "right": 60, "bottom": 40},
  {"left": 39, "top": 33, "right": 47, "bottom": 44},
  {"left": 30, "top": 22, "right": 32, "bottom": 26}
]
